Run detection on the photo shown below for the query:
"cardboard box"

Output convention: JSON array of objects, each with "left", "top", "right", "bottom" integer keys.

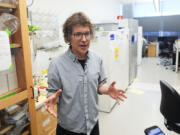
[
  {"left": 148, "top": 45, "right": 156, "bottom": 57},
  {"left": 36, "top": 105, "right": 57, "bottom": 135}
]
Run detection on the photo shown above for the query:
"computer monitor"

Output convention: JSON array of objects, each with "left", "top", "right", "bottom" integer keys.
[{"left": 160, "top": 80, "right": 180, "bottom": 123}]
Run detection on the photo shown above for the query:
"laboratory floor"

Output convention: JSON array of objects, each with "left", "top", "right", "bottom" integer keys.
[{"left": 99, "top": 57, "right": 180, "bottom": 135}]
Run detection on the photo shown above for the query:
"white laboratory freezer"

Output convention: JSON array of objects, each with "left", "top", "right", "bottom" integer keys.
[
  {"left": 90, "top": 29, "right": 130, "bottom": 112},
  {"left": 137, "top": 26, "right": 143, "bottom": 65},
  {"left": 119, "top": 19, "right": 138, "bottom": 84}
]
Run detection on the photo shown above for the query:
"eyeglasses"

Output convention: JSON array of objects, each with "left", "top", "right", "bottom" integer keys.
[{"left": 72, "top": 32, "right": 91, "bottom": 40}]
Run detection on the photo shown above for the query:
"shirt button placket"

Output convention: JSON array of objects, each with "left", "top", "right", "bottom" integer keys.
[{"left": 83, "top": 71, "right": 89, "bottom": 134}]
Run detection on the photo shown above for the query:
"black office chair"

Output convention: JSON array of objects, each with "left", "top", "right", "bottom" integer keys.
[{"left": 160, "top": 80, "right": 180, "bottom": 134}]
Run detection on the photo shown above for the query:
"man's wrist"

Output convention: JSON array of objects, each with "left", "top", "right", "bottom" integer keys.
[{"left": 99, "top": 89, "right": 109, "bottom": 95}]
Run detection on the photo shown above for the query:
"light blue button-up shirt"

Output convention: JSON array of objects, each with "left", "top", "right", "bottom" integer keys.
[{"left": 47, "top": 47, "right": 107, "bottom": 135}]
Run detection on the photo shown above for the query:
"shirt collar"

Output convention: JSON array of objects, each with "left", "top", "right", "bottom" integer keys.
[{"left": 67, "top": 46, "right": 89, "bottom": 62}]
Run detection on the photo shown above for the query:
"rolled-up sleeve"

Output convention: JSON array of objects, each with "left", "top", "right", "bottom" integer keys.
[{"left": 47, "top": 60, "right": 62, "bottom": 97}]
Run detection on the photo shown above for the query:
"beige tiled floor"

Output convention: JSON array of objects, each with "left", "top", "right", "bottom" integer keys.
[{"left": 99, "top": 57, "right": 180, "bottom": 135}]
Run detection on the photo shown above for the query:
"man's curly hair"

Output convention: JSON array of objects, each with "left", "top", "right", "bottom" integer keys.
[{"left": 63, "top": 12, "right": 94, "bottom": 44}]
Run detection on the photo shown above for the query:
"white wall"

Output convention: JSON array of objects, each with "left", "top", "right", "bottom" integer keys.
[
  {"left": 30, "top": 0, "right": 122, "bottom": 45},
  {"left": 133, "top": 0, "right": 180, "bottom": 18},
  {"left": 31, "top": 0, "right": 122, "bottom": 23}
]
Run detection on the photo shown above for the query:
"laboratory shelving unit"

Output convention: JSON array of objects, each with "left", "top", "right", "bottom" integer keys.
[{"left": 0, "top": 0, "right": 37, "bottom": 135}]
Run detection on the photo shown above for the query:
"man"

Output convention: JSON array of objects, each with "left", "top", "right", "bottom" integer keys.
[{"left": 44, "top": 12, "right": 127, "bottom": 135}]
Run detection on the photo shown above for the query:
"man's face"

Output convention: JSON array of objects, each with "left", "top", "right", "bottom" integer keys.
[{"left": 70, "top": 24, "right": 91, "bottom": 59}]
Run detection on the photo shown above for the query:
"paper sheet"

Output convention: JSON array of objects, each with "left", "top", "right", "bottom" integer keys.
[
  {"left": 32, "top": 50, "right": 50, "bottom": 76},
  {"left": 0, "top": 31, "right": 12, "bottom": 71}
]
